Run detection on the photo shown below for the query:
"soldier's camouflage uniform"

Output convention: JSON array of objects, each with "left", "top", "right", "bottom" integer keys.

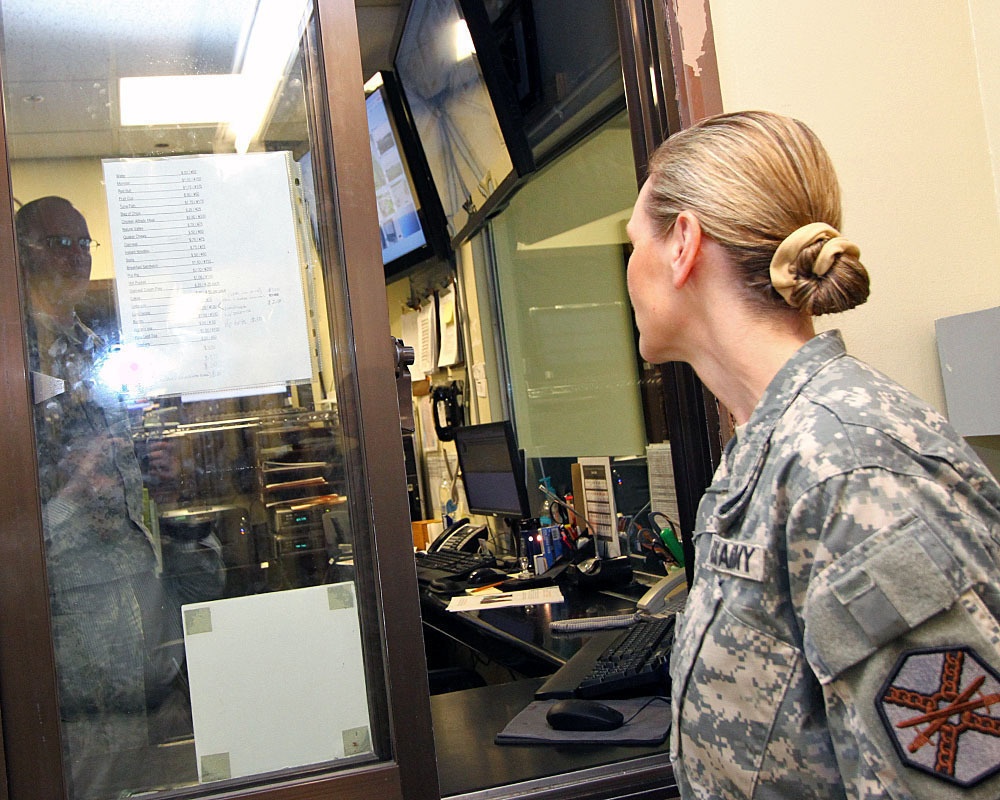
[
  {"left": 30, "top": 313, "right": 183, "bottom": 764},
  {"left": 670, "top": 330, "right": 1000, "bottom": 799}
]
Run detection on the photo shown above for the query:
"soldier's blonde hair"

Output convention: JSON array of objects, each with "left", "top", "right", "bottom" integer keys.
[{"left": 645, "top": 110, "right": 870, "bottom": 316}]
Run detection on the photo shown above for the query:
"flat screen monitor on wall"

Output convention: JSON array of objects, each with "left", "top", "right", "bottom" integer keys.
[
  {"left": 453, "top": 421, "right": 531, "bottom": 519},
  {"left": 365, "top": 70, "right": 450, "bottom": 279},
  {"left": 393, "top": 0, "right": 535, "bottom": 247}
]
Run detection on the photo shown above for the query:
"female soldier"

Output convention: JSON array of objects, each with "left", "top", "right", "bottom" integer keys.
[{"left": 626, "top": 111, "right": 1000, "bottom": 799}]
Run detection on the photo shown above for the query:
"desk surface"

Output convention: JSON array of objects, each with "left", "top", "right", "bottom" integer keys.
[
  {"left": 430, "top": 678, "right": 675, "bottom": 799},
  {"left": 421, "top": 582, "right": 646, "bottom": 675},
  {"left": 422, "top": 578, "right": 678, "bottom": 798}
]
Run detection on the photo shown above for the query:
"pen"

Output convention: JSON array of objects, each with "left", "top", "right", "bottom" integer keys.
[
  {"left": 469, "top": 582, "right": 505, "bottom": 594},
  {"left": 480, "top": 594, "right": 513, "bottom": 604}
]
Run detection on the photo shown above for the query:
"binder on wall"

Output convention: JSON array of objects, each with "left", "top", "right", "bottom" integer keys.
[{"left": 101, "top": 151, "right": 313, "bottom": 400}]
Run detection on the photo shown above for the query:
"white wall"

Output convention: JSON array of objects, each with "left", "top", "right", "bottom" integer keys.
[{"left": 709, "top": 0, "right": 1000, "bottom": 472}]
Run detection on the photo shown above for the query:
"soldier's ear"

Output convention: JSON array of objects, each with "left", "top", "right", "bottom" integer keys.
[{"left": 669, "top": 211, "right": 703, "bottom": 290}]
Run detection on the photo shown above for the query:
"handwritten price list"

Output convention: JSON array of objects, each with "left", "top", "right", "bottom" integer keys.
[
  {"left": 113, "top": 169, "right": 222, "bottom": 378},
  {"left": 103, "top": 153, "right": 312, "bottom": 398}
]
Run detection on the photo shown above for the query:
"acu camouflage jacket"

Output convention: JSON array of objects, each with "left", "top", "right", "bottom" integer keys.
[{"left": 670, "top": 330, "right": 1000, "bottom": 800}]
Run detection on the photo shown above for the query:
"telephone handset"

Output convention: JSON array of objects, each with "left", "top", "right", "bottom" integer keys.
[
  {"left": 549, "top": 568, "right": 689, "bottom": 633},
  {"left": 428, "top": 518, "right": 488, "bottom": 553},
  {"left": 637, "top": 570, "right": 689, "bottom": 617},
  {"left": 431, "top": 382, "right": 464, "bottom": 441}
]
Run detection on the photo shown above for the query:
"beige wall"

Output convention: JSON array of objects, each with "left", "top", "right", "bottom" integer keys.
[
  {"left": 11, "top": 158, "right": 115, "bottom": 280},
  {"left": 709, "top": 0, "right": 1000, "bottom": 472},
  {"left": 971, "top": 0, "right": 1000, "bottom": 225}
]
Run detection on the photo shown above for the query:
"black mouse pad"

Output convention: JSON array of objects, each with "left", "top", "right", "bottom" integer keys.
[{"left": 494, "top": 697, "right": 670, "bottom": 746}]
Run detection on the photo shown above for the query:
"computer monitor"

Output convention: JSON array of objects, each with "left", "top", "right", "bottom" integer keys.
[
  {"left": 364, "top": 70, "right": 450, "bottom": 278},
  {"left": 453, "top": 421, "right": 531, "bottom": 519},
  {"left": 393, "top": 0, "right": 535, "bottom": 247}
]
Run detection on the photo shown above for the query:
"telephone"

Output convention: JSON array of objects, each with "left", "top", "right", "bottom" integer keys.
[
  {"left": 431, "top": 382, "right": 464, "bottom": 441},
  {"left": 570, "top": 555, "right": 633, "bottom": 588},
  {"left": 549, "top": 567, "right": 689, "bottom": 634},
  {"left": 428, "top": 519, "right": 488, "bottom": 553},
  {"left": 637, "top": 569, "right": 689, "bottom": 617}
]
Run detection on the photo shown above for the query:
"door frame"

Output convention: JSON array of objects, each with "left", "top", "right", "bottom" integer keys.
[
  {"left": 0, "top": 1, "right": 437, "bottom": 798},
  {"left": 614, "top": 0, "right": 726, "bottom": 579}
]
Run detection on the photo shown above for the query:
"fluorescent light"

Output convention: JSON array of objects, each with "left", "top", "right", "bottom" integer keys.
[
  {"left": 120, "top": 74, "right": 242, "bottom": 126},
  {"left": 363, "top": 72, "right": 384, "bottom": 95},
  {"left": 119, "top": 0, "right": 310, "bottom": 152},
  {"left": 454, "top": 19, "right": 476, "bottom": 61},
  {"left": 229, "top": 0, "right": 311, "bottom": 153}
]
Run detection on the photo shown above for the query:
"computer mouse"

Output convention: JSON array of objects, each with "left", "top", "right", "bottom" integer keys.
[
  {"left": 545, "top": 698, "right": 624, "bottom": 731},
  {"left": 466, "top": 567, "right": 507, "bottom": 586}
]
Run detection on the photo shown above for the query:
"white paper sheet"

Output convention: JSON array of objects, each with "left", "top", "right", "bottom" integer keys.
[
  {"left": 102, "top": 152, "right": 312, "bottom": 398},
  {"left": 400, "top": 308, "right": 421, "bottom": 379},
  {"left": 447, "top": 586, "right": 565, "bottom": 612},
  {"left": 416, "top": 299, "right": 438, "bottom": 376},
  {"left": 418, "top": 395, "right": 439, "bottom": 451},
  {"left": 182, "top": 583, "right": 372, "bottom": 783},
  {"left": 436, "top": 285, "right": 460, "bottom": 367}
]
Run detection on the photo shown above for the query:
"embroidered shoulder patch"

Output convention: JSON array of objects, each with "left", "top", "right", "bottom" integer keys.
[
  {"left": 706, "top": 535, "right": 765, "bottom": 581},
  {"left": 876, "top": 646, "right": 1000, "bottom": 787}
]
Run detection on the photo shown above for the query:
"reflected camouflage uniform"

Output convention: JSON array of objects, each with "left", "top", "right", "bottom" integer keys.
[
  {"left": 670, "top": 330, "right": 1000, "bottom": 799},
  {"left": 30, "top": 313, "right": 181, "bottom": 720}
]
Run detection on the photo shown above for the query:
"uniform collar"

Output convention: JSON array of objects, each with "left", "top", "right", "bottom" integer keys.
[
  {"left": 34, "top": 311, "right": 102, "bottom": 353},
  {"left": 33, "top": 309, "right": 87, "bottom": 342},
  {"left": 723, "top": 329, "right": 847, "bottom": 490}
]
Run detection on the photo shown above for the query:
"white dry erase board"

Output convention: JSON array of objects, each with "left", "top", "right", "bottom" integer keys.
[
  {"left": 181, "top": 583, "right": 373, "bottom": 783},
  {"left": 102, "top": 152, "right": 313, "bottom": 399}
]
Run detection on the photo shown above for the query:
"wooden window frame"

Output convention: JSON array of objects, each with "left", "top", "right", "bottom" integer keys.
[{"left": 0, "top": 2, "right": 437, "bottom": 799}]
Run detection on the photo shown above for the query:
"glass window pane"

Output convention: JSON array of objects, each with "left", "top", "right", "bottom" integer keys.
[
  {"left": 490, "top": 112, "right": 646, "bottom": 458},
  {"left": 1, "top": 1, "right": 387, "bottom": 796}
]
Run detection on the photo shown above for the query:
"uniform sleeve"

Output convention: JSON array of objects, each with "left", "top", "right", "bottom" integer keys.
[{"left": 787, "top": 469, "right": 1000, "bottom": 800}]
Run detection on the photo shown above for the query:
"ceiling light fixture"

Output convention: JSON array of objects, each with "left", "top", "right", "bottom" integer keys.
[
  {"left": 363, "top": 72, "right": 384, "bottom": 95},
  {"left": 228, "top": 0, "right": 311, "bottom": 153},
  {"left": 119, "top": 74, "right": 242, "bottom": 126},
  {"left": 118, "top": 0, "right": 310, "bottom": 153}
]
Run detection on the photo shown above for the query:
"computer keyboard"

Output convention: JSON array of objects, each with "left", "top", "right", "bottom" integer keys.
[
  {"left": 415, "top": 549, "right": 496, "bottom": 584},
  {"left": 535, "top": 615, "right": 676, "bottom": 700}
]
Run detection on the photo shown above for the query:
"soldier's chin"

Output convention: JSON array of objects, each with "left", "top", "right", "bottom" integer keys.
[{"left": 67, "top": 285, "right": 91, "bottom": 309}]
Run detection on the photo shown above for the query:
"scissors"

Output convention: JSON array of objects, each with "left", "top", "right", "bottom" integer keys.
[
  {"left": 637, "top": 527, "right": 671, "bottom": 563},
  {"left": 648, "top": 511, "right": 685, "bottom": 566}
]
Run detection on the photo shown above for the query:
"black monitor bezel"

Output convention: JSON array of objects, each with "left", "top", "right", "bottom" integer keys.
[
  {"left": 453, "top": 420, "right": 532, "bottom": 519},
  {"left": 392, "top": 0, "right": 535, "bottom": 248},
  {"left": 365, "top": 69, "right": 452, "bottom": 280}
]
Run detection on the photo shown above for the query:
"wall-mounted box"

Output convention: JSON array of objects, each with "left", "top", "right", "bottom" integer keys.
[{"left": 935, "top": 306, "right": 1000, "bottom": 436}]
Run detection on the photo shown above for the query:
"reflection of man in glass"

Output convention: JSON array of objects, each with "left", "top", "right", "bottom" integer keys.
[{"left": 17, "top": 196, "right": 187, "bottom": 793}]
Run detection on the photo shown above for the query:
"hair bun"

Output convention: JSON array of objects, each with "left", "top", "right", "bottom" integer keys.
[
  {"left": 769, "top": 223, "right": 841, "bottom": 305},
  {"left": 812, "top": 237, "right": 860, "bottom": 278},
  {"left": 769, "top": 223, "right": 868, "bottom": 314}
]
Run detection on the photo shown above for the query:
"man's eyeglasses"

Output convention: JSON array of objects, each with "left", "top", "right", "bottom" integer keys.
[{"left": 41, "top": 235, "right": 99, "bottom": 252}]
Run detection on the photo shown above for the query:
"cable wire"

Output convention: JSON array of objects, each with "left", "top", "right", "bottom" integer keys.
[
  {"left": 549, "top": 613, "right": 642, "bottom": 633},
  {"left": 537, "top": 482, "right": 600, "bottom": 537}
]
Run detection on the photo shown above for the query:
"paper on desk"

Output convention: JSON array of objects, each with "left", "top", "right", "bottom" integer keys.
[{"left": 447, "top": 586, "right": 564, "bottom": 612}]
